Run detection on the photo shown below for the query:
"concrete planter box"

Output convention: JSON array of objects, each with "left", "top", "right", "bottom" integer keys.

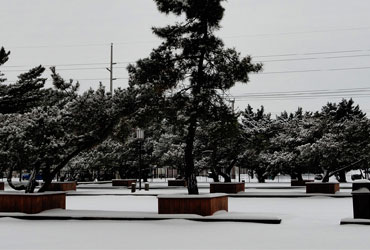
[
  {"left": 291, "top": 179, "right": 314, "bottom": 186},
  {"left": 0, "top": 182, "right": 4, "bottom": 191},
  {"left": 158, "top": 194, "right": 228, "bottom": 216},
  {"left": 112, "top": 179, "right": 136, "bottom": 187},
  {"left": 352, "top": 180, "right": 370, "bottom": 191},
  {"left": 168, "top": 180, "right": 187, "bottom": 187},
  {"left": 44, "top": 181, "right": 76, "bottom": 191},
  {"left": 210, "top": 182, "right": 245, "bottom": 194},
  {"left": 306, "top": 182, "right": 340, "bottom": 194},
  {"left": 0, "top": 192, "right": 66, "bottom": 214},
  {"left": 352, "top": 188, "right": 370, "bottom": 219}
]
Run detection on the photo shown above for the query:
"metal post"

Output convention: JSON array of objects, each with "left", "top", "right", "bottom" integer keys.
[
  {"left": 139, "top": 140, "right": 142, "bottom": 190},
  {"left": 239, "top": 166, "right": 241, "bottom": 182}
]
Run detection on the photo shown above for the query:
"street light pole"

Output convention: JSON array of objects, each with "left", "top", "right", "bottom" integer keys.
[{"left": 136, "top": 128, "right": 144, "bottom": 190}]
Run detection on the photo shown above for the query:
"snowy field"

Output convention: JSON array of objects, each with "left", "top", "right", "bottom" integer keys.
[{"left": 1, "top": 186, "right": 370, "bottom": 250}]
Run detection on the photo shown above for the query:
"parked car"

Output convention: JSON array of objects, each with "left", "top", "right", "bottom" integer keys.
[
  {"left": 314, "top": 174, "right": 323, "bottom": 181},
  {"left": 351, "top": 174, "right": 363, "bottom": 181},
  {"left": 22, "top": 173, "right": 43, "bottom": 181}
]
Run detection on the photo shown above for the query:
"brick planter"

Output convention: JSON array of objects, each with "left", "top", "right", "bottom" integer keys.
[
  {"left": 352, "top": 188, "right": 370, "bottom": 219},
  {"left": 44, "top": 181, "right": 76, "bottom": 191},
  {"left": 0, "top": 182, "right": 4, "bottom": 191},
  {"left": 158, "top": 194, "right": 228, "bottom": 216},
  {"left": 306, "top": 182, "right": 340, "bottom": 194},
  {"left": 0, "top": 192, "right": 66, "bottom": 214},
  {"left": 210, "top": 182, "right": 245, "bottom": 194},
  {"left": 352, "top": 180, "right": 370, "bottom": 191},
  {"left": 112, "top": 179, "right": 136, "bottom": 187},
  {"left": 168, "top": 180, "right": 187, "bottom": 187},
  {"left": 291, "top": 179, "right": 314, "bottom": 186}
]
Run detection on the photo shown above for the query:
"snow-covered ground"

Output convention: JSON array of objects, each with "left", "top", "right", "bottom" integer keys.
[{"left": 1, "top": 184, "right": 370, "bottom": 249}]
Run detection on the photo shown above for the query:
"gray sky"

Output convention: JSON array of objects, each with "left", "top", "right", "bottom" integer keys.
[{"left": 1, "top": 0, "right": 370, "bottom": 116}]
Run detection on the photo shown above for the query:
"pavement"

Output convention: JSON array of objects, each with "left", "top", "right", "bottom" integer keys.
[
  {"left": 0, "top": 209, "right": 282, "bottom": 224},
  {"left": 340, "top": 218, "right": 370, "bottom": 225}
]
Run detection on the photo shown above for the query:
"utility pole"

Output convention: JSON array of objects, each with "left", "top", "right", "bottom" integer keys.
[
  {"left": 106, "top": 43, "right": 116, "bottom": 94},
  {"left": 228, "top": 98, "right": 241, "bottom": 182}
]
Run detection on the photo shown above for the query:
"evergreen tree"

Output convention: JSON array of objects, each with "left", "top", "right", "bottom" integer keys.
[
  {"left": 0, "top": 47, "right": 10, "bottom": 83},
  {"left": 195, "top": 101, "right": 243, "bottom": 182},
  {"left": 128, "top": 0, "right": 262, "bottom": 194},
  {"left": 299, "top": 99, "right": 369, "bottom": 182},
  {"left": 239, "top": 105, "right": 278, "bottom": 183}
]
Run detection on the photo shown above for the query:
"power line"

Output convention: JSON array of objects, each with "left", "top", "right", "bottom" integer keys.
[
  {"left": 257, "top": 66, "right": 370, "bottom": 75},
  {"left": 254, "top": 49, "right": 367, "bottom": 58},
  {"left": 1, "top": 48, "right": 370, "bottom": 71},
  {"left": 4, "top": 52, "right": 370, "bottom": 70},
  {"left": 5, "top": 25, "right": 370, "bottom": 49},
  {"left": 4, "top": 65, "right": 370, "bottom": 81},
  {"left": 7, "top": 77, "right": 128, "bottom": 83},
  {"left": 230, "top": 87, "right": 370, "bottom": 101},
  {"left": 223, "top": 26, "right": 370, "bottom": 39},
  {"left": 233, "top": 87, "right": 370, "bottom": 97},
  {"left": 2, "top": 66, "right": 128, "bottom": 73},
  {"left": 234, "top": 94, "right": 370, "bottom": 101},
  {"left": 1, "top": 62, "right": 131, "bottom": 69},
  {"left": 259, "top": 53, "right": 370, "bottom": 62}
]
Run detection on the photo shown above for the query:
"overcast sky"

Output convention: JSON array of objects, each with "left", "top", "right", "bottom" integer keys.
[{"left": 2, "top": 0, "right": 370, "bottom": 116}]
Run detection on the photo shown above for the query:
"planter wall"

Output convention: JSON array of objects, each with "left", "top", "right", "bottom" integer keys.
[
  {"left": 44, "top": 181, "right": 76, "bottom": 191},
  {"left": 306, "top": 182, "right": 340, "bottom": 194},
  {"left": 352, "top": 189, "right": 370, "bottom": 219},
  {"left": 112, "top": 179, "right": 136, "bottom": 187},
  {"left": 0, "top": 192, "right": 66, "bottom": 214},
  {"left": 158, "top": 194, "right": 228, "bottom": 216},
  {"left": 291, "top": 179, "right": 314, "bottom": 186},
  {"left": 168, "top": 180, "right": 187, "bottom": 187},
  {"left": 0, "top": 182, "right": 4, "bottom": 191},
  {"left": 210, "top": 182, "right": 245, "bottom": 194}
]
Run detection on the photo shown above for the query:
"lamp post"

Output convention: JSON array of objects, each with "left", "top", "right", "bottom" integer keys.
[{"left": 136, "top": 128, "right": 144, "bottom": 190}]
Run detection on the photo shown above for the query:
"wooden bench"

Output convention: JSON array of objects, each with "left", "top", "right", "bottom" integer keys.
[
  {"left": 158, "top": 194, "right": 228, "bottom": 216},
  {"left": 168, "top": 180, "right": 187, "bottom": 187},
  {"left": 0, "top": 192, "right": 66, "bottom": 214},
  {"left": 44, "top": 181, "right": 76, "bottom": 191},
  {"left": 291, "top": 179, "right": 314, "bottom": 186},
  {"left": 112, "top": 179, "right": 136, "bottom": 187},
  {"left": 210, "top": 182, "right": 245, "bottom": 194},
  {"left": 306, "top": 182, "right": 340, "bottom": 194}
]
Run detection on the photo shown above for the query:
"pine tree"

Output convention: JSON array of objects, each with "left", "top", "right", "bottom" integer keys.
[
  {"left": 128, "top": 0, "right": 262, "bottom": 194},
  {"left": 0, "top": 47, "right": 10, "bottom": 83}
]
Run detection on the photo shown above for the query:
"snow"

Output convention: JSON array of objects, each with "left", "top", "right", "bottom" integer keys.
[
  {"left": 353, "top": 179, "right": 370, "bottom": 183},
  {"left": 1, "top": 185, "right": 370, "bottom": 249}
]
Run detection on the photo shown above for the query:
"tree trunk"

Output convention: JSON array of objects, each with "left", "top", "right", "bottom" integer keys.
[
  {"left": 209, "top": 169, "right": 220, "bottom": 182},
  {"left": 257, "top": 175, "right": 265, "bottom": 183},
  {"left": 219, "top": 172, "right": 231, "bottom": 182},
  {"left": 322, "top": 170, "right": 330, "bottom": 182},
  {"left": 184, "top": 115, "right": 199, "bottom": 194},
  {"left": 336, "top": 170, "right": 347, "bottom": 183},
  {"left": 223, "top": 159, "right": 238, "bottom": 183},
  {"left": 256, "top": 169, "right": 266, "bottom": 183},
  {"left": 7, "top": 166, "right": 26, "bottom": 191},
  {"left": 25, "top": 168, "right": 38, "bottom": 193},
  {"left": 296, "top": 173, "right": 303, "bottom": 181}
]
